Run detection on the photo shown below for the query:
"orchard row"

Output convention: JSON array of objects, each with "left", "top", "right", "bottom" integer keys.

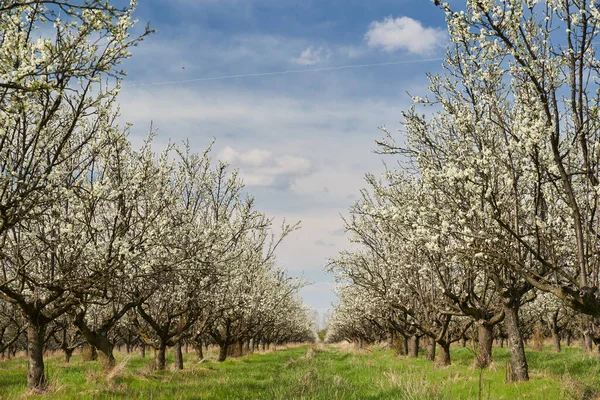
[
  {"left": 0, "top": 0, "right": 316, "bottom": 392},
  {"left": 327, "top": 0, "right": 600, "bottom": 383}
]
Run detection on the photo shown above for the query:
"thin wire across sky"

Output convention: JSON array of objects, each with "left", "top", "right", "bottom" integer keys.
[{"left": 127, "top": 58, "right": 444, "bottom": 87}]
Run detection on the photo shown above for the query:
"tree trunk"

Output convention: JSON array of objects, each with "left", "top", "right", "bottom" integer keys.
[
  {"left": 426, "top": 337, "right": 436, "bottom": 361},
  {"left": 476, "top": 323, "right": 493, "bottom": 368},
  {"left": 218, "top": 342, "right": 229, "bottom": 362},
  {"left": 82, "top": 344, "right": 98, "bottom": 361},
  {"left": 64, "top": 348, "right": 74, "bottom": 363},
  {"left": 80, "top": 333, "right": 115, "bottom": 369},
  {"left": 174, "top": 340, "right": 184, "bottom": 370},
  {"left": 195, "top": 343, "right": 204, "bottom": 360},
  {"left": 140, "top": 343, "right": 146, "bottom": 358},
  {"left": 503, "top": 303, "right": 529, "bottom": 382},
  {"left": 436, "top": 342, "right": 451, "bottom": 366},
  {"left": 98, "top": 343, "right": 116, "bottom": 370},
  {"left": 584, "top": 332, "right": 593, "bottom": 353},
  {"left": 409, "top": 336, "right": 419, "bottom": 358},
  {"left": 401, "top": 335, "right": 408, "bottom": 355},
  {"left": 566, "top": 332, "right": 572, "bottom": 346},
  {"left": 154, "top": 344, "right": 167, "bottom": 370},
  {"left": 394, "top": 334, "right": 408, "bottom": 356},
  {"left": 500, "top": 337, "right": 505, "bottom": 348},
  {"left": 460, "top": 337, "right": 467, "bottom": 348},
  {"left": 551, "top": 331, "right": 561, "bottom": 353},
  {"left": 27, "top": 322, "right": 47, "bottom": 392}
]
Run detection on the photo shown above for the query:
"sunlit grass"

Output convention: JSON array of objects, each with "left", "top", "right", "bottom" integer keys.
[{"left": 0, "top": 343, "right": 598, "bottom": 399}]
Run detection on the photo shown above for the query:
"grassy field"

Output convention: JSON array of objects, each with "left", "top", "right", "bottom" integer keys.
[{"left": 1, "top": 343, "right": 600, "bottom": 399}]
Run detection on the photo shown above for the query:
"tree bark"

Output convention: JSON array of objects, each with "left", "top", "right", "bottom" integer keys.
[
  {"left": 504, "top": 303, "right": 529, "bottom": 382},
  {"left": 218, "top": 342, "right": 228, "bottom": 362},
  {"left": 551, "top": 331, "right": 561, "bottom": 353},
  {"left": 400, "top": 335, "right": 408, "bottom": 355},
  {"left": 409, "top": 335, "right": 419, "bottom": 358},
  {"left": 584, "top": 332, "right": 593, "bottom": 353},
  {"left": 476, "top": 323, "right": 494, "bottom": 368},
  {"left": 174, "top": 340, "right": 184, "bottom": 370},
  {"left": 436, "top": 342, "right": 451, "bottom": 366},
  {"left": 426, "top": 337, "right": 436, "bottom": 361},
  {"left": 154, "top": 344, "right": 166, "bottom": 370},
  {"left": 394, "top": 334, "right": 408, "bottom": 356},
  {"left": 64, "top": 348, "right": 74, "bottom": 363},
  {"left": 140, "top": 343, "right": 146, "bottom": 358},
  {"left": 78, "top": 330, "right": 115, "bottom": 369},
  {"left": 27, "top": 322, "right": 47, "bottom": 392},
  {"left": 195, "top": 343, "right": 204, "bottom": 360}
]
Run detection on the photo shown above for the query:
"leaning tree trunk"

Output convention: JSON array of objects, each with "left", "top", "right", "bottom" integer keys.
[
  {"left": 27, "top": 322, "right": 47, "bottom": 392},
  {"left": 195, "top": 343, "right": 204, "bottom": 360},
  {"left": 436, "top": 341, "right": 451, "bottom": 366},
  {"left": 476, "top": 323, "right": 494, "bottom": 368},
  {"left": 503, "top": 303, "right": 529, "bottom": 382},
  {"left": 409, "top": 336, "right": 419, "bottom": 358},
  {"left": 76, "top": 324, "right": 116, "bottom": 369},
  {"left": 154, "top": 344, "right": 167, "bottom": 370},
  {"left": 95, "top": 339, "right": 116, "bottom": 370},
  {"left": 426, "top": 337, "right": 436, "bottom": 362},
  {"left": 174, "top": 340, "right": 184, "bottom": 370}
]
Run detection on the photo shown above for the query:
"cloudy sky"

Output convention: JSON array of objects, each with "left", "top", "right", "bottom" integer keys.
[{"left": 118, "top": 0, "right": 450, "bottom": 319}]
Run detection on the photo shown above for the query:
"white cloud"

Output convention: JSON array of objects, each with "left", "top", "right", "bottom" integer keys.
[
  {"left": 217, "top": 146, "right": 312, "bottom": 188},
  {"left": 339, "top": 45, "right": 365, "bottom": 59},
  {"left": 220, "top": 147, "right": 272, "bottom": 166},
  {"left": 364, "top": 16, "right": 446, "bottom": 55},
  {"left": 291, "top": 45, "right": 331, "bottom": 66}
]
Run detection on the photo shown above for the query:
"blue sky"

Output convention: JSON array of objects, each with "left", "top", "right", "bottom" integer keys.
[{"left": 118, "top": 0, "right": 450, "bottom": 320}]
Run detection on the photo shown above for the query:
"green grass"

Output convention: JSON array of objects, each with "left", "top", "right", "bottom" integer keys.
[{"left": 1, "top": 344, "right": 599, "bottom": 399}]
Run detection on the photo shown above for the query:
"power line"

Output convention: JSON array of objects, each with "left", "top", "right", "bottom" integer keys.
[{"left": 126, "top": 58, "right": 444, "bottom": 87}]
